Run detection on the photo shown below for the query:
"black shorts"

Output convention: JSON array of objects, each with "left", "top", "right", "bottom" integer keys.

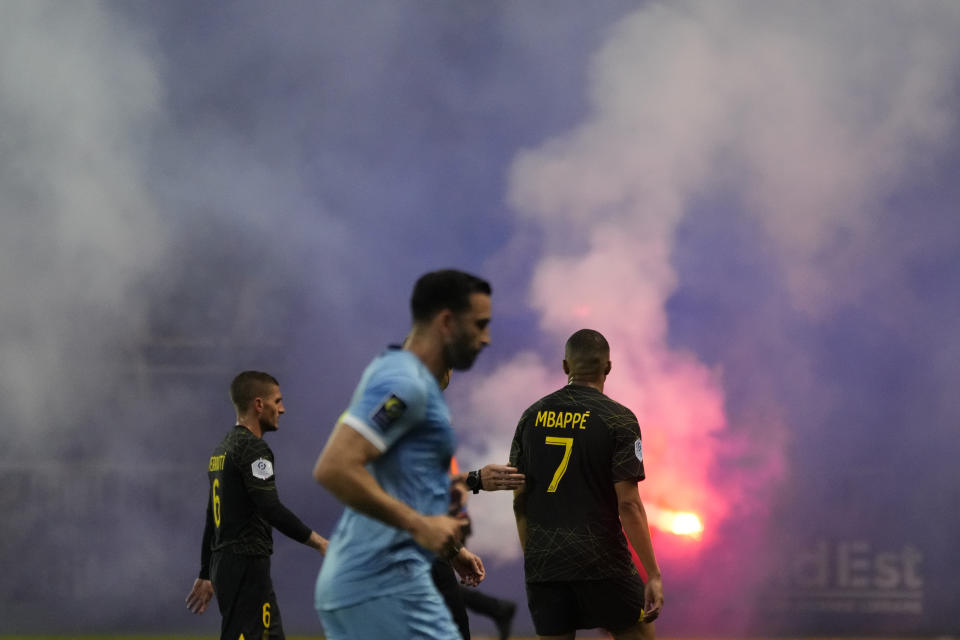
[
  {"left": 526, "top": 574, "right": 646, "bottom": 636},
  {"left": 210, "top": 551, "right": 284, "bottom": 640}
]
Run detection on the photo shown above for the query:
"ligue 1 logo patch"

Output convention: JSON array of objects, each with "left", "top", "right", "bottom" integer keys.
[
  {"left": 251, "top": 457, "right": 274, "bottom": 480},
  {"left": 634, "top": 438, "right": 643, "bottom": 462},
  {"left": 371, "top": 393, "right": 407, "bottom": 430}
]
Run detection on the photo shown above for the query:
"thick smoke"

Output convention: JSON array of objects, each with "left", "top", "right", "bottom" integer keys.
[
  {"left": 0, "top": 1, "right": 349, "bottom": 632},
  {"left": 456, "top": 0, "right": 960, "bottom": 591},
  {"left": 4, "top": 1, "right": 960, "bottom": 635},
  {"left": 0, "top": 2, "right": 165, "bottom": 454},
  {"left": 1, "top": 1, "right": 623, "bottom": 633}
]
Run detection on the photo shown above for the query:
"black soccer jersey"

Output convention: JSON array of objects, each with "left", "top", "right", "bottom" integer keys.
[
  {"left": 198, "top": 426, "right": 311, "bottom": 578},
  {"left": 509, "top": 384, "right": 645, "bottom": 582}
]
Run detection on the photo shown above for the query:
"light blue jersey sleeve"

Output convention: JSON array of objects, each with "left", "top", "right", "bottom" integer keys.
[{"left": 340, "top": 352, "right": 428, "bottom": 452}]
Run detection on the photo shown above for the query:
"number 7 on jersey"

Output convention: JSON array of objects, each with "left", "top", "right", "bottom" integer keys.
[{"left": 545, "top": 436, "right": 573, "bottom": 492}]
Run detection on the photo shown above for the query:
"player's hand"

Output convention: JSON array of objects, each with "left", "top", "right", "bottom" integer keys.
[
  {"left": 411, "top": 514, "right": 467, "bottom": 557},
  {"left": 642, "top": 575, "right": 664, "bottom": 622},
  {"left": 308, "top": 531, "right": 329, "bottom": 555},
  {"left": 185, "top": 578, "right": 214, "bottom": 614},
  {"left": 480, "top": 464, "right": 525, "bottom": 491},
  {"left": 451, "top": 547, "right": 485, "bottom": 586}
]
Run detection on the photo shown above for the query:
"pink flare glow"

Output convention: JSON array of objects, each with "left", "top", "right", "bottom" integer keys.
[
  {"left": 572, "top": 304, "right": 592, "bottom": 318},
  {"left": 645, "top": 503, "right": 704, "bottom": 539}
]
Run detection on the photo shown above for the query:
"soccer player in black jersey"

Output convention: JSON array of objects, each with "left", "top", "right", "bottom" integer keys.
[
  {"left": 186, "top": 370, "right": 328, "bottom": 640},
  {"left": 510, "top": 330, "right": 664, "bottom": 640}
]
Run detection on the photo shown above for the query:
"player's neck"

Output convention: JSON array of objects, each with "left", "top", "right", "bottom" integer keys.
[
  {"left": 567, "top": 377, "right": 605, "bottom": 393},
  {"left": 237, "top": 417, "right": 264, "bottom": 439},
  {"left": 403, "top": 326, "right": 448, "bottom": 382}
]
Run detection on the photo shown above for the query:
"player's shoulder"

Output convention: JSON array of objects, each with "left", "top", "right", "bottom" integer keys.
[
  {"left": 593, "top": 393, "right": 642, "bottom": 434},
  {"left": 597, "top": 391, "right": 635, "bottom": 414},
  {"left": 527, "top": 384, "right": 602, "bottom": 409},
  {"left": 230, "top": 426, "right": 273, "bottom": 461},
  {"left": 365, "top": 348, "right": 417, "bottom": 380},
  {"left": 363, "top": 348, "right": 431, "bottom": 400},
  {"left": 518, "top": 387, "right": 565, "bottom": 420},
  {"left": 218, "top": 425, "right": 246, "bottom": 451}
]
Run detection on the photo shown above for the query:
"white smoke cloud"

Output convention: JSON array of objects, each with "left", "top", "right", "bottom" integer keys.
[
  {"left": 0, "top": 1, "right": 166, "bottom": 452},
  {"left": 460, "top": 0, "right": 960, "bottom": 562}
]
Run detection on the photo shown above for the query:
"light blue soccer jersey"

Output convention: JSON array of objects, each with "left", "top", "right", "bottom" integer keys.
[{"left": 315, "top": 347, "right": 456, "bottom": 611}]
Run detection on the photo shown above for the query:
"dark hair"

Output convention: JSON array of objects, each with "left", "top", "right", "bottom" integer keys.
[
  {"left": 230, "top": 370, "right": 279, "bottom": 413},
  {"left": 564, "top": 329, "right": 610, "bottom": 378},
  {"left": 410, "top": 269, "right": 491, "bottom": 323}
]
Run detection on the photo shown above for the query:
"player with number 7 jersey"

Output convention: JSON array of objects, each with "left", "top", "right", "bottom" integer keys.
[
  {"left": 509, "top": 330, "right": 663, "bottom": 638},
  {"left": 509, "top": 382, "right": 644, "bottom": 581}
]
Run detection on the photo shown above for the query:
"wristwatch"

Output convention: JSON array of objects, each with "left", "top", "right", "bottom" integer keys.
[{"left": 465, "top": 469, "right": 482, "bottom": 494}]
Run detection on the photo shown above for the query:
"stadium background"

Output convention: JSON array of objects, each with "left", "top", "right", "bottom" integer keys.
[{"left": 2, "top": 1, "right": 959, "bottom": 638}]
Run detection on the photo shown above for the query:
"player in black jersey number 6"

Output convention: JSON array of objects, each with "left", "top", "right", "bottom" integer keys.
[{"left": 186, "top": 371, "right": 328, "bottom": 640}]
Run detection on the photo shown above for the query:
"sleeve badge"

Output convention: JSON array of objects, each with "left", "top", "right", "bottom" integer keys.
[
  {"left": 251, "top": 457, "right": 274, "bottom": 480},
  {"left": 634, "top": 438, "right": 643, "bottom": 462},
  {"left": 371, "top": 393, "right": 407, "bottom": 430}
]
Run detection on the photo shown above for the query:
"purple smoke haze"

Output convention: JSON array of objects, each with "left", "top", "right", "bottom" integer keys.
[{"left": 2, "top": 2, "right": 959, "bottom": 636}]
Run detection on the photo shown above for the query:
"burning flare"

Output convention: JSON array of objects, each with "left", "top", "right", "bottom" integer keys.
[{"left": 646, "top": 503, "right": 704, "bottom": 539}]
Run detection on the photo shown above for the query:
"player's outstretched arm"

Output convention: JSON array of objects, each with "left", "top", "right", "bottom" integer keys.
[
  {"left": 247, "top": 476, "right": 316, "bottom": 545},
  {"left": 314, "top": 422, "right": 464, "bottom": 557},
  {"left": 616, "top": 480, "right": 664, "bottom": 623},
  {"left": 307, "top": 531, "right": 329, "bottom": 554},
  {"left": 185, "top": 578, "right": 214, "bottom": 614},
  {"left": 478, "top": 464, "right": 525, "bottom": 491}
]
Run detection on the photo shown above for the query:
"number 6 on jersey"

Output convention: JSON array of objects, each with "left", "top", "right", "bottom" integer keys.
[
  {"left": 545, "top": 436, "right": 573, "bottom": 492},
  {"left": 212, "top": 478, "right": 221, "bottom": 527}
]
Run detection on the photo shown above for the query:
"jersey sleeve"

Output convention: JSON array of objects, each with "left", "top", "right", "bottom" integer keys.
[
  {"left": 611, "top": 410, "right": 645, "bottom": 483},
  {"left": 235, "top": 436, "right": 278, "bottom": 489},
  {"left": 341, "top": 366, "right": 428, "bottom": 452},
  {"left": 508, "top": 409, "right": 529, "bottom": 470},
  {"left": 235, "top": 437, "right": 312, "bottom": 543},
  {"left": 198, "top": 492, "right": 214, "bottom": 579}
]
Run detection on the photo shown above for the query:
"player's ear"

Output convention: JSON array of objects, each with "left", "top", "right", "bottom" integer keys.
[
  {"left": 562, "top": 360, "right": 571, "bottom": 375},
  {"left": 437, "top": 308, "right": 455, "bottom": 335},
  {"left": 253, "top": 396, "right": 264, "bottom": 413},
  {"left": 604, "top": 361, "right": 611, "bottom": 376}
]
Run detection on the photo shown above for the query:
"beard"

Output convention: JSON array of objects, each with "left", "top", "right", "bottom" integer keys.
[
  {"left": 444, "top": 337, "right": 480, "bottom": 371},
  {"left": 259, "top": 415, "right": 279, "bottom": 432}
]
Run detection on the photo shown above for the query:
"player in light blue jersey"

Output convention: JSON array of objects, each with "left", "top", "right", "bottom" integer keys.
[{"left": 313, "top": 269, "right": 493, "bottom": 640}]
